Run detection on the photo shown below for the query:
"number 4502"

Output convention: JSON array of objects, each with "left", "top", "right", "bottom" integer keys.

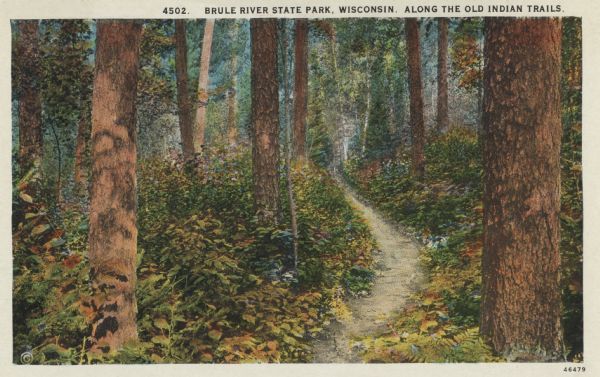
[{"left": 163, "top": 7, "right": 187, "bottom": 15}]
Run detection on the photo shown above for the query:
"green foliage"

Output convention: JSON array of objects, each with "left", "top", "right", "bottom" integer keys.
[
  {"left": 343, "top": 265, "right": 375, "bottom": 295},
  {"left": 362, "top": 327, "right": 497, "bottom": 363},
  {"left": 560, "top": 17, "right": 583, "bottom": 360},
  {"left": 450, "top": 18, "right": 483, "bottom": 93},
  {"left": 346, "top": 104, "right": 583, "bottom": 361},
  {"left": 12, "top": 165, "right": 90, "bottom": 364},
  {"left": 13, "top": 145, "right": 375, "bottom": 364}
]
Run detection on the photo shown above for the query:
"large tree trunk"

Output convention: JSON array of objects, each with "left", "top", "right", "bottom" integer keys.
[
  {"left": 405, "top": 18, "right": 425, "bottom": 179},
  {"left": 251, "top": 19, "right": 280, "bottom": 225},
  {"left": 88, "top": 20, "right": 142, "bottom": 353},
  {"left": 481, "top": 18, "right": 564, "bottom": 361},
  {"left": 16, "top": 20, "right": 43, "bottom": 174},
  {"left": 174, "top": 20, "right": 195, "bottom": 159},
  {"left": 293, "top": 19, "right": 308, "bottom": 160},
  {"left": 194, "top": 19, "right": 215, "bottom": 153},
  {"left": 436, "top": 17, "right": 449, "bottom": 133}
]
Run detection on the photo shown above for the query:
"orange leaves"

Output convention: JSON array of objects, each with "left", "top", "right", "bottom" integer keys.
[
  {"left": 419, "top": 319, "right": 438, "bottom": 333},
  {"left": 461, "top": 240, "right": 482, "bottom": 259},
  {"left": 267, "top": 340, "right": 278, "bottom": 351},
  {"left": 62, "top": 254, "right": 82, "bottom": 269}
]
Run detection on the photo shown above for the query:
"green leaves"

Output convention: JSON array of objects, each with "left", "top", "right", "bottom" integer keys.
[
  {"left": 151, "top": 335, "right": 170, "bottom": 346},
  {"left": 31, "top": 224, "right": 50, "bottom": 236},
  {"left": 207, "top": 329, "right": 222, "bottom": 341},
  {"left": 153, "top": 318, "right": 169, "bottom": 330},
  {"left": 20, "top": 192, "right": 34, "bottom": 203}
]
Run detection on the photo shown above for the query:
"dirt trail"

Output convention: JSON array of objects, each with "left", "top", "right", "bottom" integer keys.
[{"left": 312, "top": 182, "right": 425, "bottom": 363}]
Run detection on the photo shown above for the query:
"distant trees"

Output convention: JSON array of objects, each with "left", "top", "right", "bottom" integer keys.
[
  {"left": 436, "top": 18, "right": 449, "bottom": 133},
  {"left": 15, "top": 20, "right": 43, "bottom": 174},
  {"left": 174, "top": 20, "right": 195, "bottom": 159},
  {"left": 88, "top": 20, "right": 143, "bottom": 352},
  {"left": 250, "top": 19, "right": 280, "bottom": 225},
  {"left": 480, "top": 18, "right": 564, "bottom": 361},
  {"left": 194, "top": 19, "right": 215, "bottom": 152},
  {"left": 293, "top": 19, "right": 309, "bottom": 161},
  {"left": 226, "top": 22, "right": 240, "bottom": 145},
  {"left": 405, "top": 18, "right": 425, "bottom": 179}
]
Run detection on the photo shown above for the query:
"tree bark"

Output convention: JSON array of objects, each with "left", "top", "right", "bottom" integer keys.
[
  {"left": 88, "top": 20, "right": 142, "bottom": 353},
  {"left": 281, "top": 20, "right": 299, "bottom": 270},
  {"left": 481, "top": 18, "right": 564, "bottom": 361},
  {"left": 16, "top": 20, "right": 43, "bottom": 174},
  {"left": 293, "top": 19, "right": 308, "bottom": 160},
  {"left": 174, "top": 20, "right": 195, "bottom": 159},
  {"left": 194, "top": 19, "right": 215, "bottom": 153},
  {"left": 405, "top": 18, "right": 425, "bottom": 179},
  {"left": 251, "top": 19, "right": 280, "bottom": 225},
  {"left": 436, "top": 18, "right": 449, "bottom": 134}
]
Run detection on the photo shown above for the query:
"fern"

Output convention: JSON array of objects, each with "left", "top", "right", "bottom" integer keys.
[{"left": 361, "top": 327, "right": 499, "bottom": 363}]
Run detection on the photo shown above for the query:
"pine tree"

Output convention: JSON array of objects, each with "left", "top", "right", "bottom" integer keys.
[{"left": 480, "top": 18, "right": 564, "bottom": 361}]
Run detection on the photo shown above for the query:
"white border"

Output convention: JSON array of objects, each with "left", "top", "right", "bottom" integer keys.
[{"left": 1, "top": 0, "right": 598, "bottom": 376}]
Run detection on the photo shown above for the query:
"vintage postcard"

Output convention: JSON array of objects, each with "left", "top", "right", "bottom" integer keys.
[{"left": 1, "top": 0, "right": 598, "bottom": 376}]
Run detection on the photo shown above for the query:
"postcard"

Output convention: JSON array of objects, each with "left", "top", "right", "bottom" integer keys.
[{"left": 1, "top": 0, "right": 598, "bottom": 376}]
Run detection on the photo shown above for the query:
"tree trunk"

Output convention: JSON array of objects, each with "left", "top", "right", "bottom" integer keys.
[
  {"left": 16, "top": 20, "right": 43, "bottom": 174},
  {"left": 251, "top": 19, "right": 280, "bottom": 225},
  {"left": 194, "top": 19, "right": 215, "bottom": 153},
  {"left": 481, "top": 18, "right": 564, "bottom": 361},
  {"left": 281, "top": 20, "right": 299, "bottom": 270},
  {"left": 360, "top": 59, "right": 372, "bottom": 156},
  {"left": 226, "top": 85, "right": 238, "bottom": 145},
  {"left": 88, "top": 20, "right": 142, "bottom": 353},
  {"left": 436, "top": 17, "right": 449, "bottom": 134},
  {"left": 226, "top": 28, "right": 239, "bottom": 146},
  {"left": 405, "top": 18, "right": 425, "bottom": 179},
  {"left": 174, "top": 20, "right": 195, "bottom": 159},
  {"left": 293, "top": 19, "right": 308, "bottom": 160}
]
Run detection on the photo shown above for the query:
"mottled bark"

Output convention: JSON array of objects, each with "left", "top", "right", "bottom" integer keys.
[
  {"left": 481, "top": 18, "right": 564, "bottom": 361},
  {"left": 436, "top": 18, "right": 449, "bottom": 133},
  {"left": 251, "top": 19, "right": 280, "bottom": 225},
  {"left": 293, "top": 19, "right": 308, "bottom": 160},
  {"left": 405, "top": 18, "right": 425, "bottom": 179},
  {"left": 16, "top": 20, "right": 43, "bottom": 173},
  {"left": 194, "top": 19, "right": 215, "bottom": 152},
  {"left": 88, "top": 20, "right": 142, "bottom": 352},
  {"left": 174, "top": 20, "right": 195, "bottom": 159}
]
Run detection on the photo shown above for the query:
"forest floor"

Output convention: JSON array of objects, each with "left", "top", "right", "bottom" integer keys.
[{"left": 312, "top": 180, "right": 425, "bottom": 362}]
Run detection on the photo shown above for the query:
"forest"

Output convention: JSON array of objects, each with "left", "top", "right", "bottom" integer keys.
[{"left": 11, "top": 17, "right": 582, "bottom": 364}]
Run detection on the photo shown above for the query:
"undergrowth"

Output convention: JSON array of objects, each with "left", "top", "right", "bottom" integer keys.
[
  {"left": 12, "top": 144, "right": 376, "bottom": 364},
  {"left": 344, "top": 126, "right": 582, "bottom": 362}
]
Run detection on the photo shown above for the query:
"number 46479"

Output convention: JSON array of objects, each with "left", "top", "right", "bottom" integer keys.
[{"left": 564, "top": 366, "right": 585, "bottom": 372}]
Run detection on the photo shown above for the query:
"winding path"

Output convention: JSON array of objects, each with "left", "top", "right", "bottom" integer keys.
[{"left": 312, "top": 182, "right": 425, "bottom": 363}]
